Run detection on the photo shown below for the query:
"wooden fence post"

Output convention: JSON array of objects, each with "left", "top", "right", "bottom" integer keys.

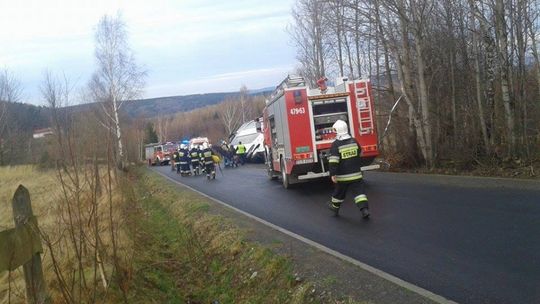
[{"left": 12, "top": 185, "right": 49, "bottom": 304}]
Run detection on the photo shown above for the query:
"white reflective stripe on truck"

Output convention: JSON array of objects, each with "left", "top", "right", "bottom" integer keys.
[{"left": 297, "top": 164, "right": 380, "bottom": 180}]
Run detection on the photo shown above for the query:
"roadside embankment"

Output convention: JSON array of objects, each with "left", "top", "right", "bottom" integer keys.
[
  {"left": 142, "top": 167, "right": 439, "bottom": 304},
  {"left": 125, "top": 167, "right": 325, "bottom": 303}
]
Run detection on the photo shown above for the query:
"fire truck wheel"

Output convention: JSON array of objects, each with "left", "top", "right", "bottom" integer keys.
[{"left": 280, "top": 158, "right": 291, "bottom": 189}]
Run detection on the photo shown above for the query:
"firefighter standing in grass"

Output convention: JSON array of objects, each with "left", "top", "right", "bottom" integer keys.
[{"left": 327, "top": 120, "right": 370, "bottom": 219}]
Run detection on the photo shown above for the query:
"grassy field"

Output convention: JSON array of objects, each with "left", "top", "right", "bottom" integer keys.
[
  {"left": 0, "top": 165, "right": 124, "bottom": 303},
  {"left": 0, "top": 166, "right": 61, "bottom": 303},
  {"left": 0, "top": 166, "right": 58, "bottom": 230}
]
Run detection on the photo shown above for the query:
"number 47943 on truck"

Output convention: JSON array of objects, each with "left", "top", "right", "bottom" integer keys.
[{"left": 262, "top": 76, "right": 379, "bottom": 189}]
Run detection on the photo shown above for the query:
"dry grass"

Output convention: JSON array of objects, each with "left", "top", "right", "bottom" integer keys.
[
  {"left": 0, "top": 165, "right": 129, "bottom": 303},
  {"left": 0, "top": 165, "right": 58, "bottom": 230},
  {"left": 0, "top": 166, "right": 60, "bottom": 303}
]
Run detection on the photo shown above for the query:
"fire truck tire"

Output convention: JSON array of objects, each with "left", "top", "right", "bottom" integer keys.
[{"left": 280, "top": 158, "right": 291, "bottom": 189}]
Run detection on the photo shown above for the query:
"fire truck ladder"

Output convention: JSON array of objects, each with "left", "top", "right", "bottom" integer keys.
[
  {"left": 270, "top": 75, "right": 306, "bottom": 102},
  {"left": 355, "top": 86, "right": 374, "bottom": 135}
]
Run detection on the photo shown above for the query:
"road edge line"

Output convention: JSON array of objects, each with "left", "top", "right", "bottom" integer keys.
[{"left": 154, "top": 170, "right": 458, "bottom": 304}]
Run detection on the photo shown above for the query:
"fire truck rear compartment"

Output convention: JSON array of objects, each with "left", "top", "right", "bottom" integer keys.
[{"left": 311, "top": 98, "right": 350, "bottom": 141}]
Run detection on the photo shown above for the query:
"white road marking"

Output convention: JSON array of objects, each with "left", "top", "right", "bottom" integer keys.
[{"left": 153, "top": 169, "right": 458, "bottom": 304}]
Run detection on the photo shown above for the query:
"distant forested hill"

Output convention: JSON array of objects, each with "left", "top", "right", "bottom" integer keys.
[
  {"left": 1, "top": 89, "right": 272, "bottom": 135},
  {"left": 1, "top": 101, "right": 50, "bottom": 132},
  {"left": 66, "top": 90, "right": 272, "bottom": 119},
  {"left": 0, "top": 101, "right": 50, "bottom": 165},
  {"left": 123, "top": 92, "right": 238, "bottom": 118}
]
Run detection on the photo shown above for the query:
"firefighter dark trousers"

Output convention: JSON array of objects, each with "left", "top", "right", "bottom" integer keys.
[
  {"left": 205, "top": 163, "right": 215, "bottom": 176},
  {"left": 180, "top": 162, "right": 190, "bottom": 175},
  {"left": 191, "top": 160, "right": 199, "bottom": 172},
  {"left": 331, "top": 180, "right": 368, "bottom": 210}
]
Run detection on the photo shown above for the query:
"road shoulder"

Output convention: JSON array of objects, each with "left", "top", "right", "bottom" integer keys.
[{"left": 154, "top": 169, "right": 440, "bottom": 304}]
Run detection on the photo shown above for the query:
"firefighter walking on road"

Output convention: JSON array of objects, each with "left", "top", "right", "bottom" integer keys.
[
  {"left": 201, "top": 142, "right": 216, "bottom": 179},
  {"left": 190, "top": 145, "right": 200, "bottom": 175},
  {"left": 178, "top": 144, "right": 191, "bottom": 176},
  {"left": 173, "top": 149, "right": 181, "bottom": 174},
  {"left": 327, "top": 120, "right": 370, "bottom": 219}
]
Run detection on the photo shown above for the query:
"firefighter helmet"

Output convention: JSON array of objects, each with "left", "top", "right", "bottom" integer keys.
[
  {"left": 332, "top": 120, "right": 348, "bottom": 137},
  {"left": 202, "top": 142, "right": 209, "bottom": 149}
]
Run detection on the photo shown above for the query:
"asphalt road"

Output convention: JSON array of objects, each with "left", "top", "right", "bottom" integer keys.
[{"left": 152, "top": 164, "right": 540, "bottom": 304}]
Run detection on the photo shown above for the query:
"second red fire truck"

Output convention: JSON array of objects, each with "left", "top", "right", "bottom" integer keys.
[{"left": 263, "top": 75, "right": 379, "bottom": 188}]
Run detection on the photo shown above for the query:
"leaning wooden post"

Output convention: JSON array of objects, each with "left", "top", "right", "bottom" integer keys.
[{"left": 12, "top": 185, "right": 49, "bottom": 304}]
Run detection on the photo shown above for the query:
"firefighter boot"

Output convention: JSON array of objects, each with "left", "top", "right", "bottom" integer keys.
[
  {"left": 360, "top": 207, "right": 370, "bottom": 219},
  {"left": 327, "top": 201, "right": 340, "bottom": 216}
]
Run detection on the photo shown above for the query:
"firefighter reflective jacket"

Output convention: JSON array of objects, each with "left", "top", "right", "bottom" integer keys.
[
  {"left": 328, "top": 137, "right": 363, "bottom": 182},
  {"left": 178, "top": 148, "right": 190, "bottom": 164},
  {"left": 202, "top": 148, "right": 214, "bottom": 165},
  {"left": 236, "top": 144, "right": 246, "bottom": 155},
  {"left": 190, "top": 149, "right": 199, "bottom": 163}
]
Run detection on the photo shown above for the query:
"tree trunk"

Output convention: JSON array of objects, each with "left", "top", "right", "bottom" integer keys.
[
  {"left": 450, "top": 55, "right": 458, "bottom": 147},
  {"left": 473, "top": 29, "right": 490, "bottom": 154},
  {"left": 112, "top": 97, "right": 124, "bottom": 169},
  {"left": 355, "top": 0, "right": 362, "bottom": 77},
  {"left": 415, "top": 40, "right": 433, "bottom": 166},
  {"left": 494, "top": 0, "right": 516, "bottom": 156}
]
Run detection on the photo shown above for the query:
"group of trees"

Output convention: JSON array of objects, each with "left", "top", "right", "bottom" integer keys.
[
  {"left": 0, "top": 70, "right": 51, "bottom": 165},
  {"left": 290, "top": 0, "right": 540, "bottom": 168},
  {"left": 140, "top": 88, "right": 265, "bottom": 148},
  {"left": 0, "top": 14, "right": 145, "bottom": 169},
  {"left": 1, "top": 14, "right": 145, "bottom": 302}
]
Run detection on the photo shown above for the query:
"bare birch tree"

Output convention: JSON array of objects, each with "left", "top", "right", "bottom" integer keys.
[
  {"left": 155, "top": 115, "right": 172, "bottom": 142},
  {"left": 290, "top": 0, "right": 329, "bottom": 84},
  {"left": 89, "top": 13, "right": 146, "bottom": 170},
  {"left": 219, "top": 98, "right": 242, "bottom": 136},
  {"left": 239, "top": 85, "right": 249, "bottom": 124}
]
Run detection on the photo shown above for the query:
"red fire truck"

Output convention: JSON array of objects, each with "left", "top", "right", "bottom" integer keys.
[
  {"left": 263, "top": 75, "right": 379, "bottom": 188},
  {"left": 145, "top": 142, "right": 177, "bottom": 166}
]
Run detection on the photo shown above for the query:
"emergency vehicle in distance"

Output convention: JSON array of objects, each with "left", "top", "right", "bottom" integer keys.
[
  {"left": 145, "top": 142, "right": 177, "bottom": 166},
  {"left": 189, "top": 137, "right": 209, "bottom": 149},
  {"left": 262, "top": 75, "right": 379, "bottom": 188}
]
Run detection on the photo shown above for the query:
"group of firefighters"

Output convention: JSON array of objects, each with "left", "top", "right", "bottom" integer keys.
[
  {"left": 170, "top": 140, "right": 247, "bottom": 180},
  {"left": 167, "top": 119, "right": 369, "bottom": 219}
]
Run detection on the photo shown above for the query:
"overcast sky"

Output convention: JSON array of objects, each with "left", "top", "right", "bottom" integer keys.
[{"left": 0, "top": 0, "right": 297, "bottom": 105}]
